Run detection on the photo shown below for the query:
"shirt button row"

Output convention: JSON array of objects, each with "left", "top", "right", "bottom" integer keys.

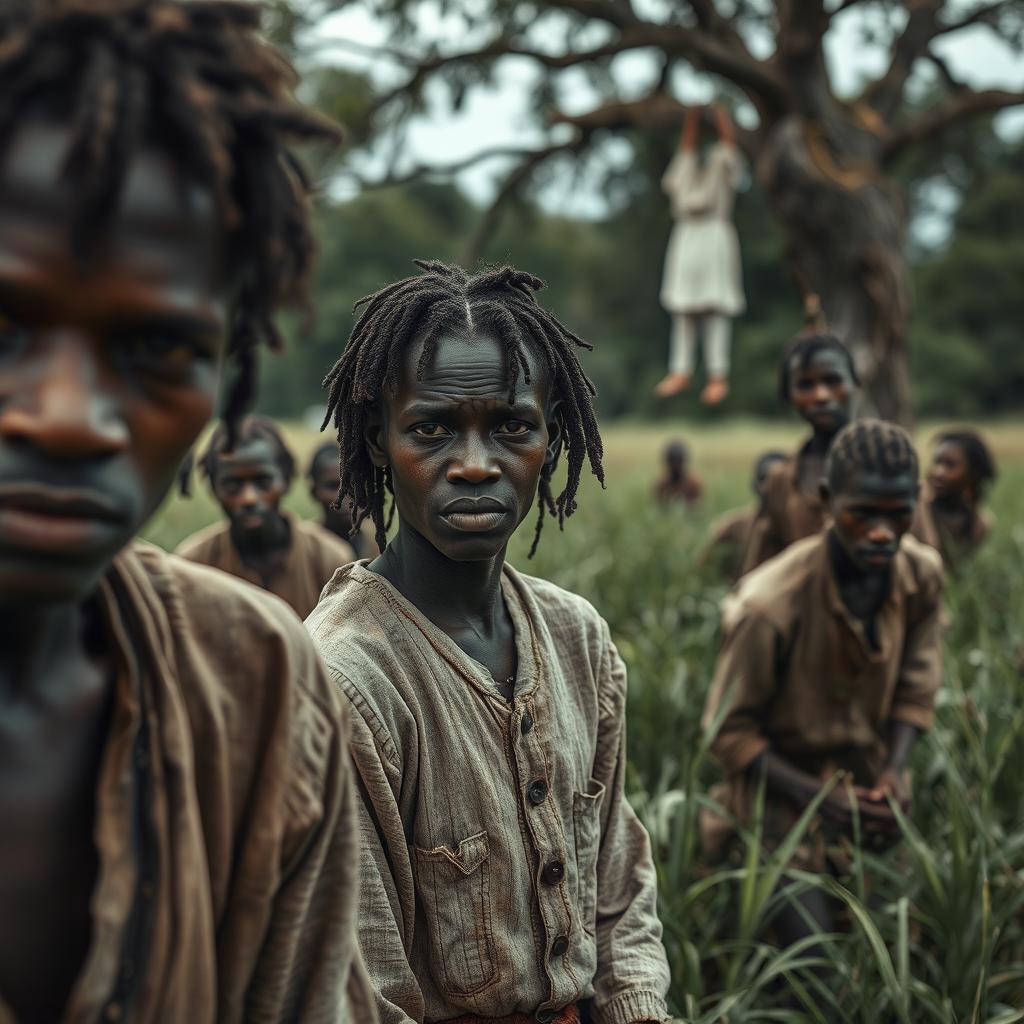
[
  {"left": 550, "top": 934, "right": 569, "bottom": 958},
  {"left": 521, "top": 710, "right": 534, "bottom": 734},
  {"left": 527, "top": 780, "right": 548, "bottom": 805},
  {"left": 542, "top": 859, "right": 565, "bottom": 885}
]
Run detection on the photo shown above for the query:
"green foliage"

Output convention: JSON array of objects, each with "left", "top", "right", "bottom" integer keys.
[{"left": 146, "top": 424, "right": 1024, "bottom": 1020}]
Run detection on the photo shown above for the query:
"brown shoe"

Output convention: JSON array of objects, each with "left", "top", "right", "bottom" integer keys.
[
  {"left": 701, "top": 376, "right": 729, "bottom": 405},
  {"left": 655, "top": 372, "right": 690, "bottom": 397}
]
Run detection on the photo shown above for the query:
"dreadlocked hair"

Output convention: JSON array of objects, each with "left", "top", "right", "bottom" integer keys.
[
  {"left": 778, "top": 332, "right": 860, "bottom": 404},
  {"left": 197, "top": 415, "right": 295, "bottom": 487},
  {"left": 933, "top": 428, "right": 997, "bottom": 494},
  {"left": 0, "top": 0, "right": 341, "bottom": 439},
  {"left": 321, "top": 260, "right": 606, "bottom": 557},
  {"left": 826, "top": 419, "right": 919, "bottom": 494}
]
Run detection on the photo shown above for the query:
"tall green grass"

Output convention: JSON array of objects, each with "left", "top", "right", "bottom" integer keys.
[{"left": 145, "top": 424, "right": 1024, "bottom": 1022}]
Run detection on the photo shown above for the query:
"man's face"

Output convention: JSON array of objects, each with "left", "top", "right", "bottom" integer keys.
[
  {"left": 0, "top": 120, "right": 228, "bottom": 604},
  {"left": 369, "top": 333, "right": 558, "bottom": 562},
  {"left": 753, "top": 455, "right": 784, "bottom": 499},
  {"left": 927, "top": 441, "right": 971, "bottom": 501},
  {"left": 212, "top": 437, "right": 288, "bottom": 540},
  {"left": 827, "top": 469, "right": 919, "bottom": 575},
  {"left": 788, "top": 349, "right": 854, "bottom": 433}
]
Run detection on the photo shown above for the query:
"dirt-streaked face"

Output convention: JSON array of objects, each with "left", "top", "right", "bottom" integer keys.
[
  {"left": 788, "top": 349, "right": 855, "bottom": 434},
  {"left": 211, "top": 436, "right": 289, "bottom": 541},
  {"left": 0, "top": 120, "right": 228, "bottom": 604},
  {"left": 827, "top": 469, "right": 919, "bottom": 575},
  {"left": 368, "top": 333, "right": 561, "bottom": 562}
]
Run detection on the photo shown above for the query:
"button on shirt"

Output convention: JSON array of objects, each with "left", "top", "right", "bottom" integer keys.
[{"left": 306, "top": 563, "right": 671, "bottom": 1024}]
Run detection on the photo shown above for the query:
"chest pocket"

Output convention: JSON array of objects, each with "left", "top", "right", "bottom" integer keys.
[
  {"left": 573, "top": 780, "right": 606, "bottom": 936},
  {"left": 412, "top": 830, "right": 499, "bottom": 999}
]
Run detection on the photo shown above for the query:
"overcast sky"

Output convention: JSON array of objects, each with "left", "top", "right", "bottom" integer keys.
[{"left": 312, "top": 2, "right": 1024, "bottom": 227}]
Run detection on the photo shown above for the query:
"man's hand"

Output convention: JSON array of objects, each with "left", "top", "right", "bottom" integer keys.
[{"left": 864, "top": 768, "right": 910, "bottom": 810}]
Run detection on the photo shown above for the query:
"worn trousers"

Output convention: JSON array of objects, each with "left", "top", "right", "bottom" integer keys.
[{"left": 669, "top": 311, "right": 731, "bottom": 378}]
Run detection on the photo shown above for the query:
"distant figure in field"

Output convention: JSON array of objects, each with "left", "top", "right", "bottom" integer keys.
[
  {"left": 912, "top": 428, "right": 996, "bottom": 569},
  {"left": 177, "top": 418, "right": 354, "bottom": 618},
  {"left": 699, "top": 450, "right": 787, "bottom": 582},
  {"left": 655, "top": 103, "right": 745, "bottom": 406},
  {"left": 742, "top": 333, "right": 859, "bottom": 574},
  {"left": 308, "top": 442, "right": 381, "bottom": 559},
  {"left": 654, "top": 439, "right": 704, "bottom": 506},
  {"left": 702, "top": 421, "right": 944, "bottom": 962}
]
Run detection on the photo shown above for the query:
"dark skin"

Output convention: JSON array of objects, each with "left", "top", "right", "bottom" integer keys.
[
  {"left": 927, "top": 440, "right": 977, "bottom": 542},
  {"left": 211, "top": 436, "right": 292, "bottom": 584},
  {"left": 0, "top": 119, "right": 227, "bottom": 1023},
  {"left": 754, "top": 469, "right": 920, "bottom": 953},
  {"left": 365, "top": 333, "right": 562, "bottom": 701},
  {"left": 310, "top": 458, "right": 368, "bottom": 552},
  {"left": 786, "top": 349, "right": 855, "bottom": 496}
]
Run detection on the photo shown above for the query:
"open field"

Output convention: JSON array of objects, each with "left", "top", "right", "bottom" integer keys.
[{"left": 145, "top": 421, "right": 1024, "bottom": 1021}]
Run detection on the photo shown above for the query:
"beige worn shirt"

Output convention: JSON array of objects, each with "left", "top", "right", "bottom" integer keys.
[
  {"left": 0, "top": 544, "right": 374, "bottom": 1024},
  {"left": 305, "top": 563, "right": 671, "bottom": 1024},
  {"left": 741, "top": 446, "right": 827, "bottom": 575},
  {"left": 176, "top": 510, "right": 355, "bottom": 619},
  {"left": 704, "top": 533, "right": 944, "bottom": 831}
]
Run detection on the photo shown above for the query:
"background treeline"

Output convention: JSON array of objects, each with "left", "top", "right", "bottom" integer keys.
[{"left": 258, "top": 120, "right": 1023, "bottom": 423}]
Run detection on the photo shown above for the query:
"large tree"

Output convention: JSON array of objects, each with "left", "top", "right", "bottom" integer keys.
[{"left": 304, "top": 0, "right": 1024, "bottom": 420}]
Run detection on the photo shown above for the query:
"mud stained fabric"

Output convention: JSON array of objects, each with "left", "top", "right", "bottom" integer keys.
[
  {"left": 0, "top": 543, "right": 373, "bottom": 1024},
  {"left": 698, "top": 506, "right": 756, "bottom": 584},
  {"left": 306, "top": 563, "right": 671, "bottom": 1024},
  {"left": 740, "top": 446, "right": 827, "bottom": 575},
  {"left": 910, "top": 483, "right": 994, "bottom": 570},
  {"left": 701, "top": 533, "right": 944, "bottom": 863},
  {"left": 659, "top": 142, "right": 745, "bottom": 316},
  {"left": 175, "top": 511, "right": 355, "bottom": 619}
]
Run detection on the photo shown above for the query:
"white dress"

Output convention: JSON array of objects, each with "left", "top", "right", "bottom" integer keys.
[{"left": 660, "top": 142, "right": 746, "bottom": 316}]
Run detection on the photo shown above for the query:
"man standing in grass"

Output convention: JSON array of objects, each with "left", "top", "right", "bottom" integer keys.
[
  {"left": 702, "top": 421, "right": 944, "bottom": 951},
  {"left": 0, "top": 2, "right": 369, "bottom": 1020},
  {"left": 306, "top": 261, "right": 672, "bottom": 1024},
  {"left": 177, "top": 417, "right": 355, "bottom": 619}
]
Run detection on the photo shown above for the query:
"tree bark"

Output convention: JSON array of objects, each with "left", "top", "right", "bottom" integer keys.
[{"left": 756, "top": 114, "right": 913, "bottom": 423}]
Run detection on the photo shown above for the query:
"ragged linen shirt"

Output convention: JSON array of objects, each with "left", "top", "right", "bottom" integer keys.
[
  {"left": 176, "top": 510, "right": 355, "bottom": 619},
  {"left": 703, "top": 533, "right": 944, "bottom": 839},
  {"left": 0, "top": 543, "right": 373, "bottom": 1024},
  {"left": 305, "top": 563, "right": 671, "bottom": 1024}
]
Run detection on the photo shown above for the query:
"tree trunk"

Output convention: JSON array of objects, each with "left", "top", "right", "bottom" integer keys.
[{"left": 756, "top": 115, "right": 914, "bottom": 424}]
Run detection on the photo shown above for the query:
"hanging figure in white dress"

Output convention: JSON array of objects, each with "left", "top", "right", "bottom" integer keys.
[{"left": 655, "top": 103, "right": 746, "bottom": 405}]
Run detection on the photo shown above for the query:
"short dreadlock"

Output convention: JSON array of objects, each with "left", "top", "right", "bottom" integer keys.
[
  {"left": 0, "top": 0, "right": 340, "bottom": 432},
  {"left": 321, "top": 260, "right": 606, "bottom": 557},
  {"left": 933, "top": 428, "right": 997, "bottom": 496},
  {"left": 778, "top": 332, "right": 860, "bottom": 404},
  {"left": 198, "top": 415, "right": 295, "bottom": 487},
  {"left": 826, "top": 419, "right": 919, "bottom": 493}
]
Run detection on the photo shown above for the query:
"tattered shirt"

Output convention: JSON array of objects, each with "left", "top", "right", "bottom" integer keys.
[{"left": 305, "top": 563, "right": 671, "bottom": 1024}]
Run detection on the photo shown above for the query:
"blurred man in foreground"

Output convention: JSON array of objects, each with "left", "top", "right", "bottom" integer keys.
[{"left": 0, "top": 2, "right": 370, "bottom": 1020}]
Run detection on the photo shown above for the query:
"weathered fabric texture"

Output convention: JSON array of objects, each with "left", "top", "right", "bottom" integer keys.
[
  {"left": 698, "top": 506, "right": 756, "bottom": 584},
  {"left": 306, "top": 563, "right": 671, "bottom": 1024},
  {"left": 0, "top": 544, "right": 371, "bottom": 1024},
  {"left": 176, "top": 510, "right": 355, "bottom": 618},
  {"left": 443, "top": 1005, "right": 580, "bottom": 1024},
  {"left": 741, "top": 446, "right": 827, "bottom": 575},
  {"left": 701, "top": 533, "right": 945, "bottom": 866},
  {"left": 910, "top": 483, "right": 994, "bottom": 569},
  {"left": 660, "top": 142, "right": 745, "bottom": 316}
]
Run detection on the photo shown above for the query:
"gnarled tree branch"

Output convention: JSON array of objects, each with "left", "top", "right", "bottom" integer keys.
[{"left": 883, "top": 87, "right": 1024, "bottom": 161}]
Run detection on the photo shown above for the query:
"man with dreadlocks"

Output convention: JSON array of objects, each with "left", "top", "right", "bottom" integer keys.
[
  {"left": 305, "top": 261, "right": 672, "bottom": 1024},
  {"left": 177, "top": 417, "right": 355, "bottom": 619},
  {"left": 702, "top": 420, "right": 944, "bottom": 962},
  {"left": 911, "top": 428, "right": 997, "bottom": 569},
  {"left": 741, "top": 333, "right": 860, "bottom": 575},
  {"left": 0, "top": 2, "right": 372, "bottom": 1021}
]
